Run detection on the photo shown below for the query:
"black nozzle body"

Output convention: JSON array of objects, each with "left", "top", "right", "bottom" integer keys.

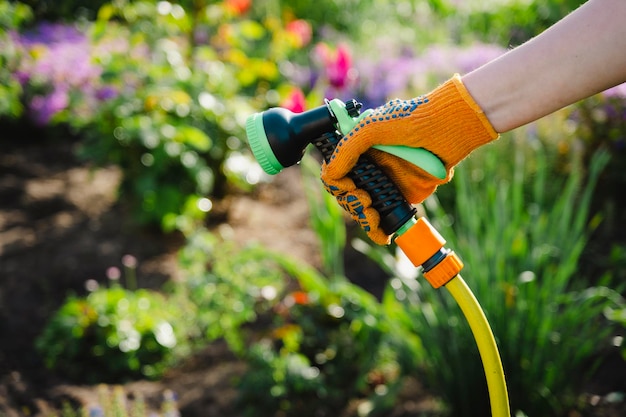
[
  {"left": 313, "top": 132, "right": 416, "bottom": 235},
  {"left": 262, "top": 105, "right": 336, "bottom": 169},
  {"left": 252, "top": 99, "right": 416, "bottom": 236}
]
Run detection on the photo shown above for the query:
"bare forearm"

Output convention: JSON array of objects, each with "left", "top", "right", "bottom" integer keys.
[{"left": 462, "top": 0, "right": 626, "bottom": 133}]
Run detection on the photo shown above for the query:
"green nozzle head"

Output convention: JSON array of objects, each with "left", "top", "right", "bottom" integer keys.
[
  {"left": 245, "top": 112, "right": 284, "bottom": 175},
  {"left": 245, "top": 104, "right": 337, "bottom": 175}
]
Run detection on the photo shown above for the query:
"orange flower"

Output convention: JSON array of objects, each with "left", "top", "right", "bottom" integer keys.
[
  {"left": 291, "top": 291, "right": 309, "bottom": 305},
  {"left": 225, "top": 0, "right": 251, "bottom": 15}
]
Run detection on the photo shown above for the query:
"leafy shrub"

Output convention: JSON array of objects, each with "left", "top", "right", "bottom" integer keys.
[
  {"left": 236, "top": 250, "right": 422, "bottom": 417},
  {"left": 7, "top": 0, "right": 311, "bottom": 231},
  {"left": 176, "top": 229, "right": 289, "bottom": 353},
  {"left": 36, "top": 272, "right": 193, "bottom": 383},
  {"left": 74, "top": 1, "right": 294, "bottom": 230},
  {"left": 238, "top": 283, "right": 409, "bottom": 417}
]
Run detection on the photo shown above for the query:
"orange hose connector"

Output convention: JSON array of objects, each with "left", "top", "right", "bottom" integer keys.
[{"left": 395, "top": 217, "right": 463, "bottom": 288}]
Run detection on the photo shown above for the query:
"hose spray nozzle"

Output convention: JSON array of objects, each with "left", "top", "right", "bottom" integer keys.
[
  {"left": 246, "top": 98, "right": 446, "bottom": 178},
  {"left": 245, "top": 98, "right": 446, "bottom": 235}
]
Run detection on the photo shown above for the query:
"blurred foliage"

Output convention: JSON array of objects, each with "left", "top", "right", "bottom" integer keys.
[
  {"left": 575, "top": 89, "right": 626, "bottom": 185},
  {"left": 36, "top": 280, "right": 194, "bottom": 383},
  {"left": 0, "top": 0, "right": 32, "bottom": 28},
  {"left": 450, "top": 0, "right": 586, "bottom": 45},
  {"left": 176, "top": 222, "right": 423, "bottom": 417},
  {"left": 237, "top": 278, "right": 414, "bottom": 417},
  {"left": 0, "top": 0, "right": 32, "bottom": 118},
  {"left": 17, "top": 0, "right": 108, "bottom": 21},
  {"left": 74, "top": 0, "right": 301, "bottom": 230},
  {"left": 6, "top": 0, "right": 312, "bottom": 231},
  {"left": 176, "top": 230, "right": 289, "bottom": 354},
  {"left": 233, "top": 184, "right": 423, "bottom": 417}
]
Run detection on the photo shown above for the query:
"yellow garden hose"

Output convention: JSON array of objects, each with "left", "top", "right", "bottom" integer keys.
[
  {"left": 395, "top": 217, "right": 510, "bottom": 417},
  {"left": 445, "top": 275, "right": 510, "bottom": 417}
]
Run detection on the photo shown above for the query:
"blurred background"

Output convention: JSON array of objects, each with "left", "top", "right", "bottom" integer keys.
[{"left": 1, "top": 0, "right": 626, "bottom": 416}]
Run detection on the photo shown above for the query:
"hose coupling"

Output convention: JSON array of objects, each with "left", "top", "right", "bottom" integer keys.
[{"left": 395, "top": 217, "right": 463, "bottom": 288}]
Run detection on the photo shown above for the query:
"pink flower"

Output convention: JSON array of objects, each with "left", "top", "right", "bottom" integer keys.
[
  {"left": 286, "top": 19, "right": 312, "bottom": 48},
  {"left": 280, "top": 88, "right": 307, "bottom": 113},
  {"left": 106, "top": 266, "right": 121, "bottom": 281},
  {"left": 315, "top": 43, "right": 354, "bottom": 90}
]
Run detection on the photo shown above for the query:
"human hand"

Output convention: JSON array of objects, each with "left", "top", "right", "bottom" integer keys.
[{"left": 321, "top": 75, "right": 499, "bottom": 245}]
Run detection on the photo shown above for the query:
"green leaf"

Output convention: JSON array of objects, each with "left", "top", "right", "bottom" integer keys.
[{"left": 176, "top": 125, "right": 212, "bottom": 152}]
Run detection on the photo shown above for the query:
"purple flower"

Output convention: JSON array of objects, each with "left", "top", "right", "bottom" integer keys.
[
  {"left": 14, "top": 22, "right": 117, "bottom": 124},
  {"left": 602, "top": 83, "right": 626, "bottom": 99},
  {"left": 352, "top": 42, "right": 507, "bottom": 107},
  {"left": 454, "top": 43, "right": 508, "bottom": 73},
  {"left": 29, "top": 88, "right": 69, "bottom": 125},
  {"left": 96, "top": 86, "right": 119, "bottom": 101},
  {"left": 18, "top": 22, "right": 85, "bottom": 46}
]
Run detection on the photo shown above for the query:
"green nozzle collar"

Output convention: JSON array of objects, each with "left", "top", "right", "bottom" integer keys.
[{"left": 246, "top": 112, "right": 284, "bottom": 175}]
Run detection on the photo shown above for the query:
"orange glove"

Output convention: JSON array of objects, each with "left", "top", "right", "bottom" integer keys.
[{"left": 321, "top": 74, "right": 499, "bottom": 245}]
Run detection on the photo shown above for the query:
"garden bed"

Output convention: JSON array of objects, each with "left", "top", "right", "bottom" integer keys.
[{"left": 1, "top": 134, "right": 625, "bottom": 417}]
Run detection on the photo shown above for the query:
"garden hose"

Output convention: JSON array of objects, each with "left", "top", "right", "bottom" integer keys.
[
  {"left": 245, "top": 99, "right": 511, "bottom": 417},
  {"left": 446, "top": 275, "right": 510, "bottom": 417}
]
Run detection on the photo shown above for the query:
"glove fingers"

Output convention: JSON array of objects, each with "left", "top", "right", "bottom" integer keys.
[
  {"left": 334, "top": 189, "right": 388, "bottom": 243},
  {"left": 324, "top": 126, "right": 378, "bottom": 181},
  {"left": 320, "top": 163, "right": 358, "bottom": 194},
  {"left": 321, "top": 175, "right": 390, "bottom": 245}
]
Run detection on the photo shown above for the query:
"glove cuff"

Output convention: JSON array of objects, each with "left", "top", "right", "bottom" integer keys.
[{"left": 424, "top": 74, "right": 499, "bottom": 167}]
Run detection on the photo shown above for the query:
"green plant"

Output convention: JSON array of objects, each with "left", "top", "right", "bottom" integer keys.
[
  {"left": 237, "top": 252, "right": 421, "bottom": 417},
  {"left": 300, "top": 153, "right": 347, "bottom": 278},
  {"left": 235, "top": 155, "right": 423, "bottom": 417},
  {"left": 6, "top": 0, "right": 311, "bottom": 232},
  {"left": 36, "top": 265, "right": 193, "bottom": 383},
  {"left": 362, "top": 131, "right": 622, "bottom": 416},
  {"left": 73, "top": 1, "right": 274, "bottom": 230},
  {"left": 176, "top": 229, "right": 289, "bottom": 353},
  {"left": 0, "top": 0, "right": 31, "bottom": 119},
  {"left": 451, "top": 0, "right": 586, "bottom": 45},
  {"left": 18, "top": 0, "right": 109, "bottom": 21}
]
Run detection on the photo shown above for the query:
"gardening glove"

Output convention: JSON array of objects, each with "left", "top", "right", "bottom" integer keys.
[{"left": 321, "top": 74, "right": 499, "bottom": 245}]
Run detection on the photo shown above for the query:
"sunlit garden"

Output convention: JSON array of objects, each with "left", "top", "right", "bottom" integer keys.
[{"left": 1, "top": 0, "right": 626, "bottom": 416}]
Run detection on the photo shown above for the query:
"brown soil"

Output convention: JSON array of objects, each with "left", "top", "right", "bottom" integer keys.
[{"left": 1, "top": 134, "right": 625, "bottom": 417}]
